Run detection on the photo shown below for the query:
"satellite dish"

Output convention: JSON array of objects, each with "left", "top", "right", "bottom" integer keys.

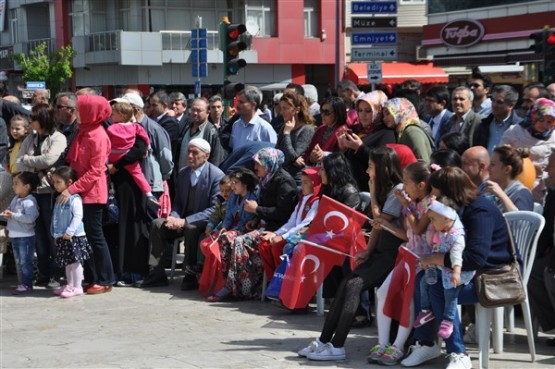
[{"left": 246, "top": 19, "right": 259, "bottom": 36}]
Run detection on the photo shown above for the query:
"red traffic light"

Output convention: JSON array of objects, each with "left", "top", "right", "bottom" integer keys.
[
  {"left": 547, "top": 33, "right": 555, "bottom": 44},
  {"left": 225, "top": 23, "right": 247, "bottom": 76},
  {"left": 228, "top": 24, "right": 247, "bottom": 40}
]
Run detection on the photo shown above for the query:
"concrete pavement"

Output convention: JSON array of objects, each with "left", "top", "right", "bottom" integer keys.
[{"left": 1, "top": 273, "right": 554, "bottom": 369}]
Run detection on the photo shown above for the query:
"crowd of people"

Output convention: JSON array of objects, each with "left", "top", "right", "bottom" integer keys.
[{"left": 0, "top": 74, "right": 555, "bottom": 369}]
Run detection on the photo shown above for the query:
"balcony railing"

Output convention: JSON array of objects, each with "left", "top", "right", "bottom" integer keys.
[
  {"left": 25, "top": 38, "right": 56, "bottom": 54},
  {"left": 86, "top": 31, "right": 120, "bottom": 52}
]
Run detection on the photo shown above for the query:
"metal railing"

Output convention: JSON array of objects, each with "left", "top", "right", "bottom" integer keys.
[
  {"left": 86, "top": 31, "right": 120, "bottom": 52},
  {"left": 160, "top": 30, "right": 221, "bottom": 50},
  {"left": 26, "top": 38, "right": 56, "bottom": 54}
]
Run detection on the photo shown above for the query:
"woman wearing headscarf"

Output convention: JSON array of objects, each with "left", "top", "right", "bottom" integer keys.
[
  {"left": 208, "top": 147, "right": 297, "bottom": 301},
  {"left": 62, "top": 95, "right": 115, "bottom": 294},
  {"left": 338, "top": 91, "right": 396, "bottom": 192},
  {"left": 382, "top": 97, "right": 434, "bottom": 164},
  {"left": 501, "top": 97, "right": 555, "bottom": 203}
]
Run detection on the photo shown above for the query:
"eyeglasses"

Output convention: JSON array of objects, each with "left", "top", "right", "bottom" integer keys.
[
  {"left": 56, "top": 105, "right": 73, "bottom": 110},
  {"left": 320, "top": 109, "right": 333, "bottom": 116}
]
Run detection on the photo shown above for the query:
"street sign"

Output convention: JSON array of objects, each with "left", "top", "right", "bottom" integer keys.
[
  {"left": 22, "top": 89, "right": 50, "bottom": 99},
  {"left": 26, "top": 81, "right": 45, "bottom": 90},
  {"left": 191, "top": 28, "right": 208, "bottom": 78},
  {"left": 351, "top": 47, "right": 397, "bottom": 61},
  {"left": 351, "top": 1, "right": 397, "bottom": 14},
  {"left": 194, "top": 80, "right": 201, "bottom": 96},
  {"left": 352, "top": 32, "right": 397, "bottom": 45},
  {"left": 352, "top": 17, "right": 397, "bottom": 29},
  {"left": 367, "top": 62, "right": 383, "bottom": 83}
]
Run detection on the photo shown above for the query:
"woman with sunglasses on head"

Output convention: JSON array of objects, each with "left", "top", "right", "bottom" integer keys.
[{"left": 303, "top": 97, "right": 348, "bottom": 166}]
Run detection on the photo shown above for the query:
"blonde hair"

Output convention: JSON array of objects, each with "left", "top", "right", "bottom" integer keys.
[{"left": 111, "top": 102, "right": 134, "bottom": 122}]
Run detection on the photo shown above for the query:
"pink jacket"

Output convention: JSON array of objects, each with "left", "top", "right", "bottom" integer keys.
[{"left": 66, "top": 95, "right": 112, "bottom": 204}]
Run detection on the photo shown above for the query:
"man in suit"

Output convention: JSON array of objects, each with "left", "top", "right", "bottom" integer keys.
[
  {"left": 473, "top": 85, "right": 522, "bottom": 155},
  {"left": 137, "top": 138, "right": 224, "bottom": 289},
  {"left": 148, "top": 90, "right": 180, "bottom": 156},
  {"left": 424, "top": 85, "right": 453, "bottom": 147},
  {"left": 169, "top": 91, "right": 190, "bottom": 135},
  {"left": 438, "top": 86, "right": 482, "bottom": 147}
]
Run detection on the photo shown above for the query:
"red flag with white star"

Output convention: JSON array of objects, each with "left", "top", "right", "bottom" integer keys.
[
  {"left": 279, "top": 242, "right": 344, "bottom": 309},
  {"left": 305, "top": 195, "right": 368, "bottom": 256},
  {"left": 382, "top": 246, "right": 418, "bottom": 327}
]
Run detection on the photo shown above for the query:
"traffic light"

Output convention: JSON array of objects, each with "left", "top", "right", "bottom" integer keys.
[
  {"left": 529, "top": 30, "right": 546, "bottom": 54},
  {"left": 221, "top": 81, "right": 244, "bottom": 100},
  {"left": 545, "top": 30, "right": 555, "bottom": 83},
  {"left": 223, "top": 23, "right": 247, "bottom": 76}
]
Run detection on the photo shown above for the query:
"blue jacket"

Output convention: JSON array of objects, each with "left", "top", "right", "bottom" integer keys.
[
  {"left": 51, "top": 194, "right": 86, "bottom": 238},
  {"left": 6, "top": 194, "right": 39, "bottom": 238},
  {"left": 222, "top": 191, "right": 258, "bottom": 232}
]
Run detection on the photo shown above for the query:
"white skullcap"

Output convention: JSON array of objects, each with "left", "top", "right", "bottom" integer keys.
[
  {"left": 428, "top": 200, "right": 457, "bottom": 220},
  {"left": 188, "top": 138, "right": 211, "bottom": 153}
]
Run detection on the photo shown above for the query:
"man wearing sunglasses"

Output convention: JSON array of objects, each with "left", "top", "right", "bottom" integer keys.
[
  {"left": 54, "top": 92, "right": 79, "bottom": 164},
  {"left": 469, "top": 71, "right": 493, "bottom": 118}
]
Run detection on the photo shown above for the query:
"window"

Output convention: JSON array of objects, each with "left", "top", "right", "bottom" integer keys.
[
  {"left": 143, "top": 0, "right": 229, "bottom": 32},
  {"left": 304, "top": 0, "right": 318, "bottom": 38},
  {"left": 10, "top": 9, "right": 17, "bottom": 44},
  {"left": 245, "top": 0, "right": 275, "bottom": 37},
  {"left": 118, "top": 0, "right": 131, "bottom": 31},
  {"left": 70, "top": 0, "right": 89, "bottom": 36}
]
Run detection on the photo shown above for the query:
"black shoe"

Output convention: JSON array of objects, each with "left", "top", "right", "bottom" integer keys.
[
  {"left": 547, "top": 338, "right": 555, "bottom": 347},
  {"left": 180, "top": 274, "right": 198, "bottom": 291},
  {"left": 134, "top": 270, "right": 169, "bottom": 288},
  {"left": 34, "top": 276, "right": 50, "bottom": 287}
]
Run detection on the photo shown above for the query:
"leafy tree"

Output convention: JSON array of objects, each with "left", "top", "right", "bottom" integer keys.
[{"left": 13, "top": 42, "right": 75, "bottom": 99}]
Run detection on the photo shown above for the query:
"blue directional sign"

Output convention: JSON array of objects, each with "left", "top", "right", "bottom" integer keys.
[
  {"left": 351, "top": 47, "right": 397, "bottom": 62},
  {"left": 26, "top": 81, "right": 46, "bottom": 90},
  {"left": 351, "top": 32, "right": 397, "bottom": 45},
  {"left": 351, "top": 1, "right": 397, "bottom": 14},
  {"left": 191, "top": 28, "right": 208, "bottom": 78}
]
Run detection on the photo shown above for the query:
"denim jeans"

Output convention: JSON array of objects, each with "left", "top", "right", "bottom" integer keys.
[
  {"left": 413, "top": 270, "right": 478, "bottom": 354},
  {"left": 420, "top": 275, "right": 464, "bottom": 322},
  {"left": 83, "top": 204, "right": 115, "bottom": 286},
  {"left": 11, "top": 236, "right": 36, "bottom": 287}
]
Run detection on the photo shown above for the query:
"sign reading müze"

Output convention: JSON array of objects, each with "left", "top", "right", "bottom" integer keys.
[{"left": 440, "top": 19, "right": 485, "bottom": 48}]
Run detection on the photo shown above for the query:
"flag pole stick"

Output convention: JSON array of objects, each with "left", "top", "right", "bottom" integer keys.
[
  {"left": 302, "top": 240, "right": 354, "bottom": 258},
  {"left": 365, "top": 216, "right": 397, "bottom": 235}
]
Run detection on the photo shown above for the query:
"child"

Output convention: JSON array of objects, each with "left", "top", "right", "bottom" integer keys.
[
  {"left": 259, "top": 167, "right": 322, "bottom": 281},
  {"left": 50, "top": 166, "right": 92, "bottom": 298},
  {"left": 107, "top": 101, "right": 158, "bottom": 206},
  {"left": 368, "top": 162, "right": 434, "bottom": 365},
  {"left": 1, "top": 172, "right": 40, "bottom": 295},
  {"left": 416, "top": 197, "right": 475, "bottom": 339},
  {"left": 6, "top": 115, "right": 31, "bottom": 174}
]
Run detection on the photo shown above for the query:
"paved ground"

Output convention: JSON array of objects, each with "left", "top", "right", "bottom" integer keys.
[{"left": 1, "top": 273, "right": 554, "bottom": 369}]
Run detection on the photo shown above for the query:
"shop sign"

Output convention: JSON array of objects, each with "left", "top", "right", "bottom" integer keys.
[{"left": 440, "top": 19, "right": 484, "bottom": 48}]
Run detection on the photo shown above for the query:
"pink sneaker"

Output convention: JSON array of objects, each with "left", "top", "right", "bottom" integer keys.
[
  {"left": 438, "top": 320, "right": 454, "bottom": 339},
  {"left": 414, "top": 309, "right": 435, "bottom": 328},
  {"left": 53, "top": 285, "right": 68, "bottom": 296},
  {"left": 61, "top": 286, "right": 84, "bottom": 299}
]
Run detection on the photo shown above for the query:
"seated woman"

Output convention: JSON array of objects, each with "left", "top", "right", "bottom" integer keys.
[
  {"left": 382, "top": 98, "right": 434, "bottom": 164},
  {"left": 484, "top": 144, "right": 534, "bottom": 212},
  {"left": 275, "top": 92, "right": 315, "bottom": 186},
  {"left": 298, "top": 147, "right": 405, "bottom": 361},
  {"left": 210, "top": 148, "right": 298, "bottom": 301},
  {"left": 338, "top": 91, "right": 396, "bottom": 192},
  {"left": 303, "top": 97, "right": 347, "bottom": 166},
  {"left": 259, "top": 167, "right": 322, "bottom": 281},
  {"left": 198, "top": 169, "right": 258, "bottom": 298},
  {"left": 401, "top": 167, "right": 515, "bottom": 369}
]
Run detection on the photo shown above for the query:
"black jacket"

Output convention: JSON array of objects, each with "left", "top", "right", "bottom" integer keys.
[
  {"left": 256, "top": 167, "right": 298, "bottom": 232},
  {"left": 473, "top": 111, "right": 523, "bottom": 149}
]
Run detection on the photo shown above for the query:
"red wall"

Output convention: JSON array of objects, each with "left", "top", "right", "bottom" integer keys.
[{"left": 252, "top": 0, "right": 344, "bottom": 84}]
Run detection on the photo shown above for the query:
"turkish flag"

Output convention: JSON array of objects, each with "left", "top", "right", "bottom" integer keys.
[
  {"left": 382, "top": 246, "right": 418, "bottom": 327},
  {"left": 306, "top": 195, "right": 368, "bottom": 256},
  {"left": 279, "top": 242, "right": 344, "bottom": 309},
  {"left": 198, "top": 234, "right": 224, "bottom": 298}
]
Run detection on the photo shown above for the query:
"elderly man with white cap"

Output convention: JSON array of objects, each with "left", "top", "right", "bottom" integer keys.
[{"left": 136, "top": 138, "right": 224, "bottom": 289}]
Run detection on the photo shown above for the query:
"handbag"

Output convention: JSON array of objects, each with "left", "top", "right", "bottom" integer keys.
[
  {"left": 474, "top": 217, "right": 526, "bottom": 308},
  {"left": 265, "top": 249, "right": 293, "bottom": 300}
]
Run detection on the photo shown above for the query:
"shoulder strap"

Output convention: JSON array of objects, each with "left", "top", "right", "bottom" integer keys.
[{"left": 503, "top": 216, "right": 519, "bottom": 263}]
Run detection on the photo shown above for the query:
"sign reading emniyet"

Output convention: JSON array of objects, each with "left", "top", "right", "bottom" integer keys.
[{"left": 440, "top": 19, "right": 485, "bottom": 48}]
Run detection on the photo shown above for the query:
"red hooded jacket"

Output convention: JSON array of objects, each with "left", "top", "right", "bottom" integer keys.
[{"left": 66, "top": 95, "right": 111, "bottom": 204}]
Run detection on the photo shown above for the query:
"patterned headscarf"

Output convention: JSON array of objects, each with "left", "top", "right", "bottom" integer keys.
[
  {"left": 355, "top": 90, "right": 389, "bottom": 135},
  {"left": 520, "top": 98, "right": 555, "bottom": 140},
  {"left": 252, "top": 147, "right": 285, "bottom": 186},
  {"left": 383, "top": 98, "right": 420, "bottom": 139}
]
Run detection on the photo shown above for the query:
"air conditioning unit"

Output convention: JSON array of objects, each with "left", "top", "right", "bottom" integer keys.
[{"left": 416, "top": 46, "right": 432, "bottom": 61}]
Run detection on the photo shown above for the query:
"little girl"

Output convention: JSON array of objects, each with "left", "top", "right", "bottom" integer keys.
[
  {"left": 1, "top": 172, "right": 39, "bottom": 295},
  {"left": 108, "top": 101, "right": 158, "bottom": 206},
  {"left": 416, "top": 197, "right": 474, "bottom": 339},
  {"left": 368, "top": 162, "right": 434, "bottom": 366},
  {"left": 6, "top": 115, "right": 31, "bottom": 174},
  {"left": 50, "top": 166, "right": 92, "bottom": 298}
]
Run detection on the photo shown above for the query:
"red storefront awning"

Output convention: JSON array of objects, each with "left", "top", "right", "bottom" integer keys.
[{"left": 347, "top": 62, "right": 449, "bottom": 85}]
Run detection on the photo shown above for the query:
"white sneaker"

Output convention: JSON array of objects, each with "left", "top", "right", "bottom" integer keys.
[
  {"left": 306, "top": 342, "right": 346, "bottom": 361},
  {"left": 400, "top": 342, "right": 441, "bottom": 367},
  {"left": 445, "top": 353, "right": 472, "bottom": 369},
  {"left": 298, "top": 338, "right": 324, "bottom": 357}
]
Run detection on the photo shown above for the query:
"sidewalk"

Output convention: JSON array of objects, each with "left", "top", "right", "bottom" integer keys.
[{"left": 1, "top": 274, "right": 554, "bottom": 369}]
